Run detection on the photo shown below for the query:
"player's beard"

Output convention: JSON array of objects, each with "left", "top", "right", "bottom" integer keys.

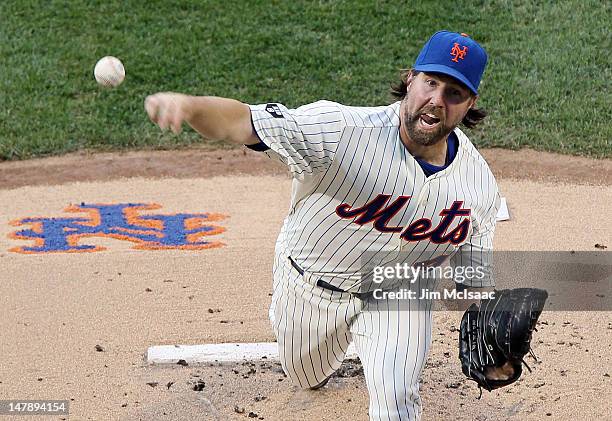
[{"left": 403, "top": 106, "right": 454, "bottom": 146}]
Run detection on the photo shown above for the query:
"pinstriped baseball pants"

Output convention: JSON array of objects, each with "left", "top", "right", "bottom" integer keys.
[{"left": 270, "top": 252, "right": 434, "bottom": 420}]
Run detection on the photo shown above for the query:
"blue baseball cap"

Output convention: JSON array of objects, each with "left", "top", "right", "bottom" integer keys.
[{"left": 414, "top": 31, "right": 488, "bottom": 95}]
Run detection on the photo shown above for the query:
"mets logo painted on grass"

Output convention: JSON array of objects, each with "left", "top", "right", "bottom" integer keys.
[{"left": 8, "top": 203, "right": 227, "bottom": 254}]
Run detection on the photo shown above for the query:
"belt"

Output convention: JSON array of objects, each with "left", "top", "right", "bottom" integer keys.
[{"left": 288, "top": 256, "right": 347, "bottom": 293}]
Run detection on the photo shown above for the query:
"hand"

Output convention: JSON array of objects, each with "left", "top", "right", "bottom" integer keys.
[
  {"left": 144, "top": 92, "right": 191, "bottom": 134},
  {"left": 484, "top": 362, "right": 515, "bottom": 381}
]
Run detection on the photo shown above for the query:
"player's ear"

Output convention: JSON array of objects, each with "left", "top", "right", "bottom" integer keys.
[
  {"left": 469, "top": 95, "right": 478, "bottom": 109},
  {"left": 405, "top": 69, "right": 417, "bottom": 91}
]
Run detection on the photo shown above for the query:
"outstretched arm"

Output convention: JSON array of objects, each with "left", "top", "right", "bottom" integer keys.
[{"left": 144, "top": 93, "right": 260, "bottom": 145}]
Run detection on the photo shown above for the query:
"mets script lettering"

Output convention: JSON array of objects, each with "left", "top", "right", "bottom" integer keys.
[
  {"left": 9, "top": 203, "right": 227, "bottom": 254},
  {"left": 450, "top": 42, "right": 468, "bottom": 62},
  {"left": 335, "top": 194, "right": 471, "bottom": 245}
]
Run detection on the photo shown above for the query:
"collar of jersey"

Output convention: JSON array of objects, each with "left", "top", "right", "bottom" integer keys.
[{"left": 414, "top": 132, "right": 458, "bottom": 174}]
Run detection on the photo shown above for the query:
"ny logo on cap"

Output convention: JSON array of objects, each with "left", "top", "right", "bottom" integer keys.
[{"left": 450, "top": 42, "right": 468, "bottom": 62}]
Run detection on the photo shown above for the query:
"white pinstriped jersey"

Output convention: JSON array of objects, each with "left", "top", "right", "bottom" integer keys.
[{"left": 249, "top": 100, "right": 500, "bottom": 292}]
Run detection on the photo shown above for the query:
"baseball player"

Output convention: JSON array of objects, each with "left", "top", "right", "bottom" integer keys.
[{"left": 145, "top": 31, "right": 515, "bottom": 420}]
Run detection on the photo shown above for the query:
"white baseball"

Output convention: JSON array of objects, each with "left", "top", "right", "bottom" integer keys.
[{"left": 94, "top": 56, "right": 125, "bottom": 87}]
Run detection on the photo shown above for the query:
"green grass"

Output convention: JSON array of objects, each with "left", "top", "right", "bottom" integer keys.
[{"left": 0, "top": 0, "right": 610, "bottom": 160}]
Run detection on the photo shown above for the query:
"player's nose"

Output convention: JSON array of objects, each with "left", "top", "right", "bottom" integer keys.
[{"left": 428, "top": 88, "right": 445, "bottom": 108}]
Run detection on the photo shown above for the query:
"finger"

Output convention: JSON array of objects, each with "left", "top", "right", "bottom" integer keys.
[
  {"left": 171, "top": 120, "right": 182, "bottom": 134},
  {"left": 144, "top": 95, "right": 159, "bottom": 123},
  {"left": 170, "top": 108, "right": 183, "bottom": 134},
  {"left": 158, "top": 104, "right": 169, "bottom": 131},
  {"left": 163, "top": 98, "right": 180, "bottom": 133},
  {"left": 154, "top": 95, "right": 173, "bottom": 131}
]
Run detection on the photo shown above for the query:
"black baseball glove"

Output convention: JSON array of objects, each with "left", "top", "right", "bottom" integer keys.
[{"left": 459, "top": 288, "right": 548, "bottom": 393}]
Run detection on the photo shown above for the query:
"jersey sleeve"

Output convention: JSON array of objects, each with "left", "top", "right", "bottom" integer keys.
[
  {"left": 450, "top": 190, "right": 501, "bottom": 288},
  {"left": 248, "top": 101, "right": 345, "bottom": 179}
]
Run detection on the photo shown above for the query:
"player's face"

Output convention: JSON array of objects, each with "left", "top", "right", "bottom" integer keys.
[{"left": 401, "top": 72, "right": 476, "bottom": 146}]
